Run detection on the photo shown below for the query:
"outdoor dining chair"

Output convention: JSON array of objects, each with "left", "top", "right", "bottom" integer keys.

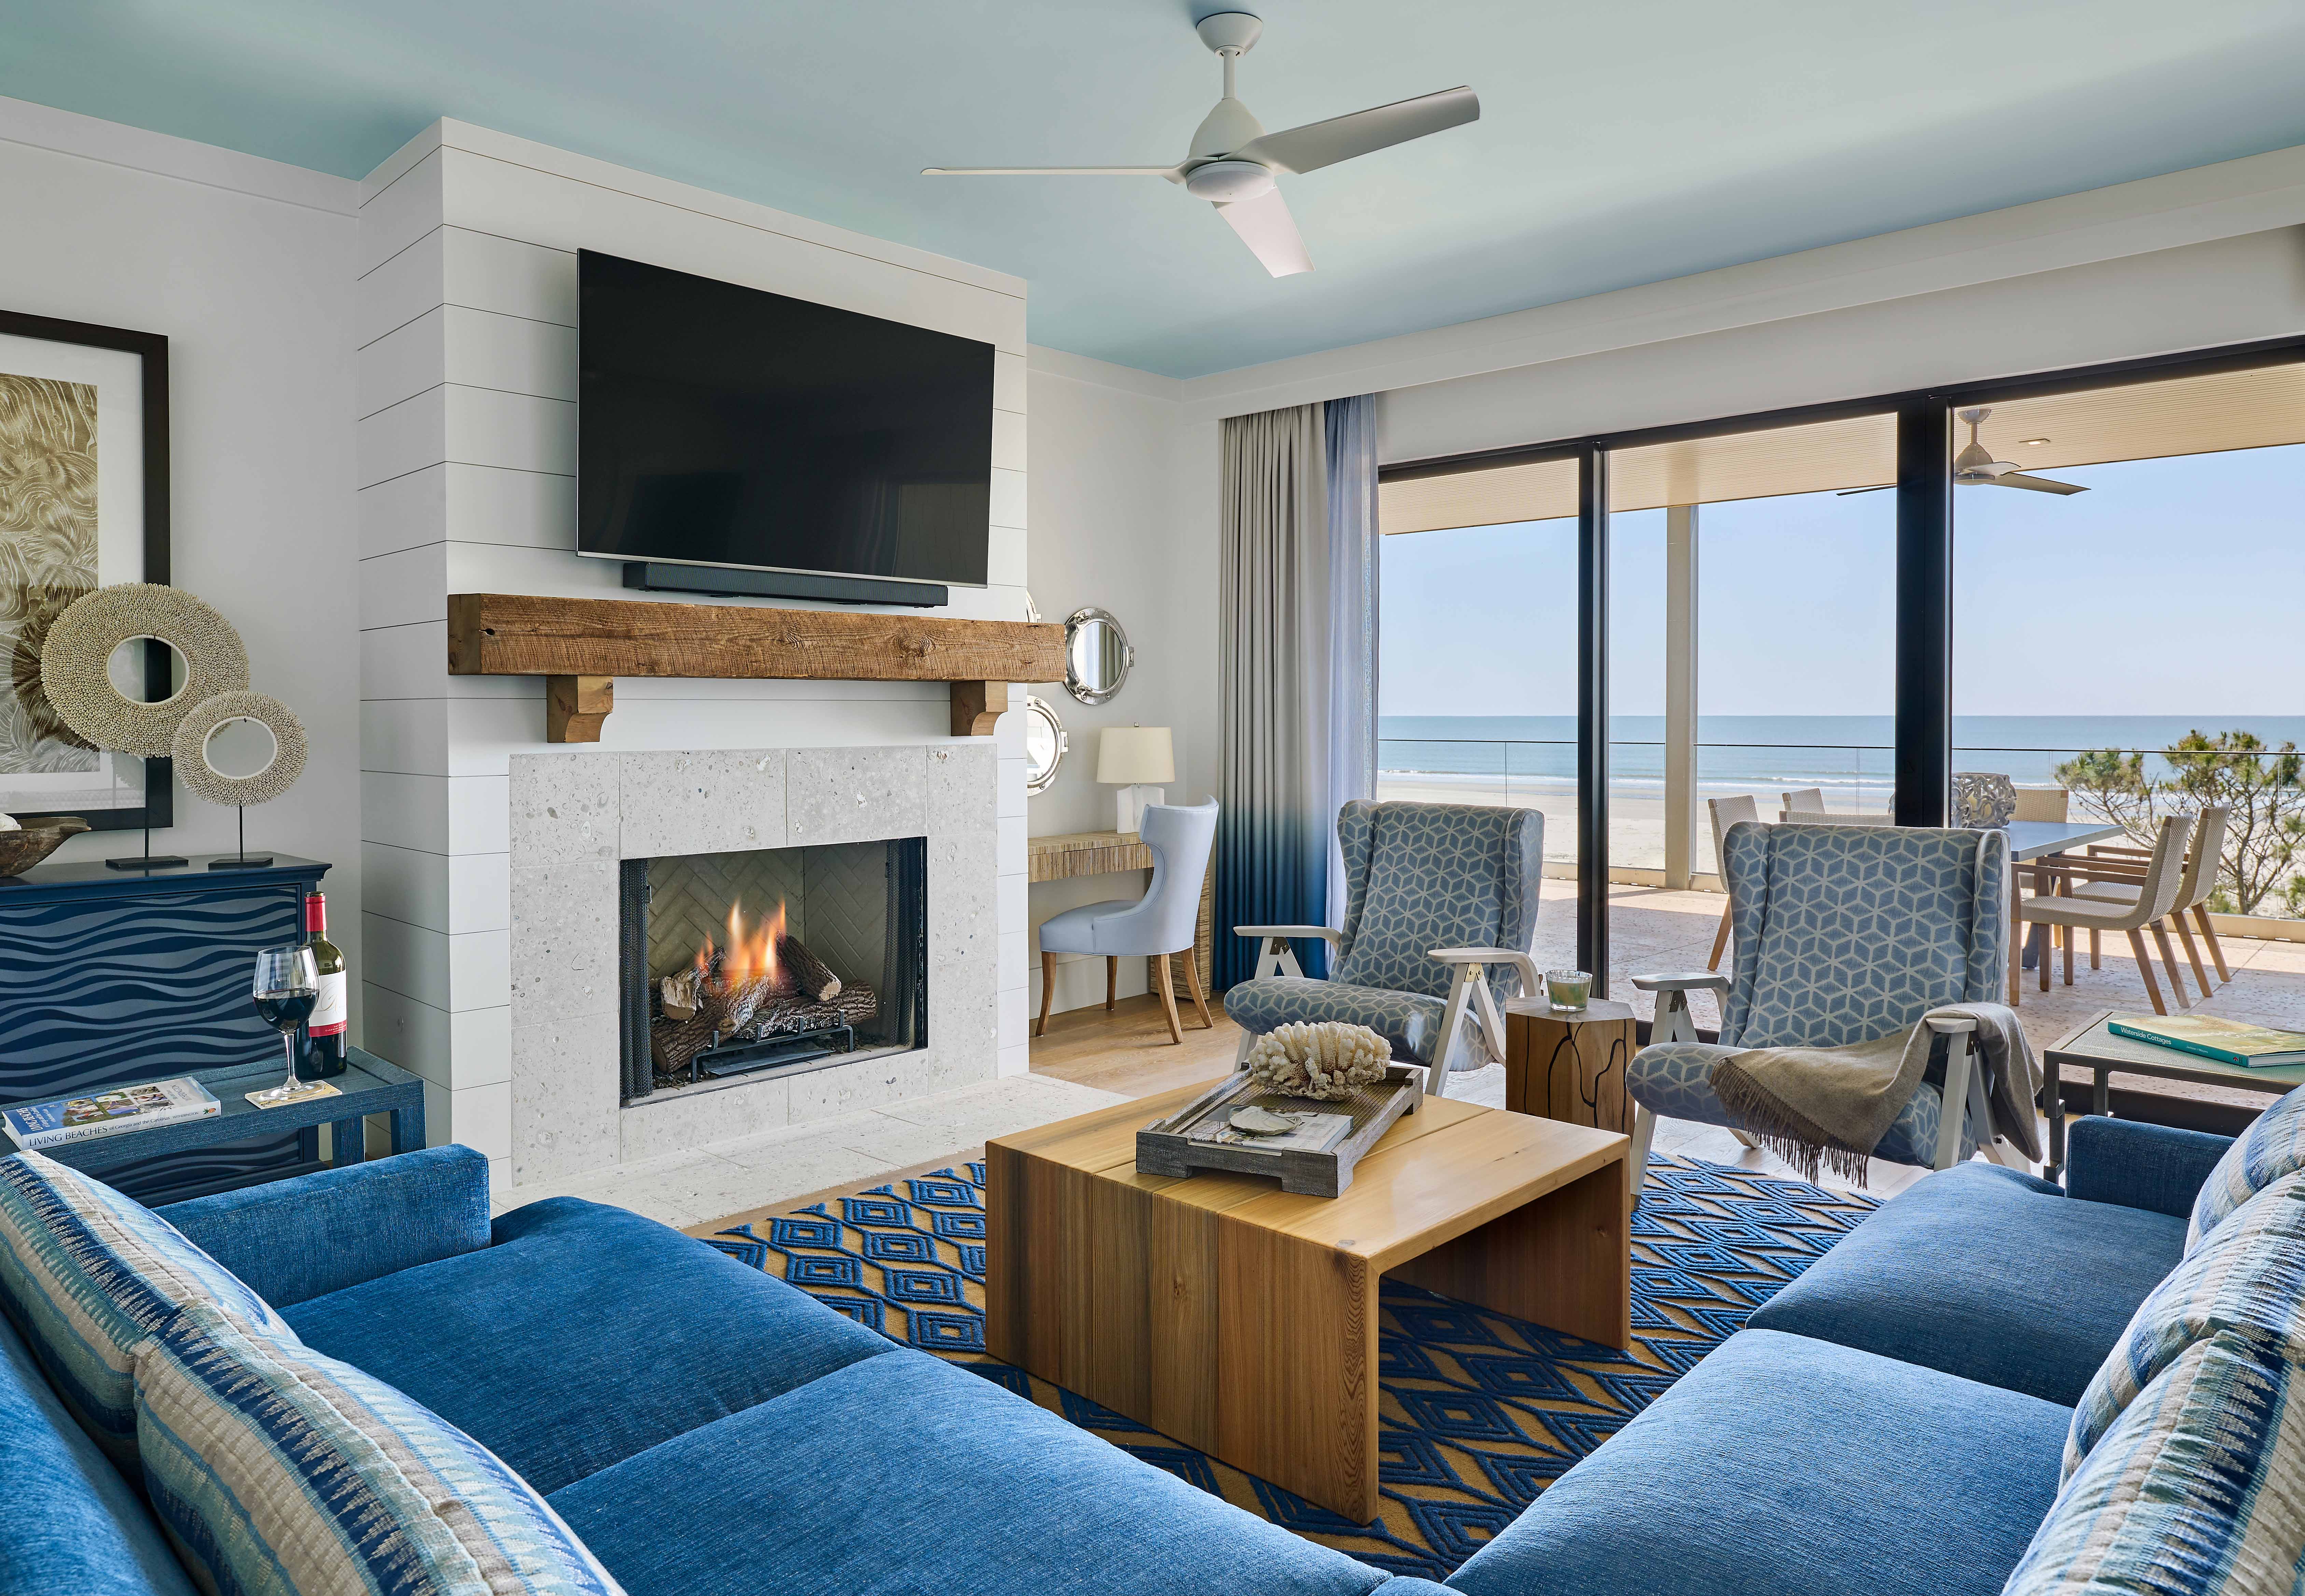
[
  {"left": 1706, "top": 795, "right": 1761, "bottom": 970},
  {"left": 2017, "top": 813, "right": 2193, "bottom": 1014},
  {"left": 2067, "top": 806, "right": 2232, "bottom": 1001}
]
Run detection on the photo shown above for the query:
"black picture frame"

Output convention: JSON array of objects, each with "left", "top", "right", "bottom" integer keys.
[{"left": 0, "top": 308, "right": 172, "bottom": 833}]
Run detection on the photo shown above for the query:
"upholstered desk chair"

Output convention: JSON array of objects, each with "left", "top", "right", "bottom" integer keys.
[
  {"left": 1227, "top": 801, "right": 1543, "bottom": 1097},
  {"left": 1035, "top": 799, "right": 1219, "bottom": 1045},
  {"left": 1626, "top": 822, "right": 2022, "bottom": 1194}
]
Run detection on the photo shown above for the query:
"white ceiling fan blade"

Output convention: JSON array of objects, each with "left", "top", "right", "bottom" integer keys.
[
  {"left": 1231, "top": 87, "right": 1478, "bottom": 174},
  {"left": 921, "top": 165, "right": 1182, "bottom": 177},
  {"left": 1214, "top": 187, "right": 1312, "bottom": 277},
  {"left": 1992, "top": 473, "right": 2088, "bottom": 495}
]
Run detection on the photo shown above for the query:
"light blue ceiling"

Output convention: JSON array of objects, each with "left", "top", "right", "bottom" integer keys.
[{"left": 6, "top": 2, "right": 2305, "bottom": 378}]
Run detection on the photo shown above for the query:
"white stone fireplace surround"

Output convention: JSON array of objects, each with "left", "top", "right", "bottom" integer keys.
[{"left": 507, "top": 742, "right": 1002, "bottom": 1189}]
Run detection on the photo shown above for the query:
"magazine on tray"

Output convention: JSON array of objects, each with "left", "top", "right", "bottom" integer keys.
[{"left": 4, "top": 1078, "right": 222, "bottom": 1152}]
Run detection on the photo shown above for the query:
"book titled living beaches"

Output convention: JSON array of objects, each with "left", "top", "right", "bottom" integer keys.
[
  {"left": 2108, "top": 1014, "right": 2305, "bottom": 1070},
  {"left": 4, "top": 1078, "right": 222, "bottom": 1152}
]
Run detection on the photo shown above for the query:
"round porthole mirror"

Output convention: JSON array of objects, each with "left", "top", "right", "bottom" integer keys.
[
  {"left": 1063, "top": 607, "right": 1133, "bottom": 705},
  {"left": 1022, "top": 694, "right": 1067, "bottom": 797}
]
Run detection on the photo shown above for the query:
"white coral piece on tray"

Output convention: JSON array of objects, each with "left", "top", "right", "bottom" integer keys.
[{"left": 1245, "top": 1021, "right": 1391, "bottom": 1100}]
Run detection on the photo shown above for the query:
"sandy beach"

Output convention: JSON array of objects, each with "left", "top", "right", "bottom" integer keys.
[{"left": 1374, "top": 770, "right": 1892, "bottom": 870}]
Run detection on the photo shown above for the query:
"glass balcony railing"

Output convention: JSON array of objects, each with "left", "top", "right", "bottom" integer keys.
[{"left": 1374, "top": 736, "right": 2303, "bottom": 917}]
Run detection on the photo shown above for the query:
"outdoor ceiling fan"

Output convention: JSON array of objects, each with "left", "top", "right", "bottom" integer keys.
[
  {"left": 921, "top": 11, "right": 1478, "bottom": 278},
  {"left": 1839, "top": 408, "right": 2087, "bottom": 496}
]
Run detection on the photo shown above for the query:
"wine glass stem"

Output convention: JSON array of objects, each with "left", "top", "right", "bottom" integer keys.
[{"left": 281, "top": 1032, "right": 298, "bottom": 1092}]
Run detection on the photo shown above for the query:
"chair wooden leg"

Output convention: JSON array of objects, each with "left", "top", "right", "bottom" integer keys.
[
  {"left": 2038, "top": 921, "right": 2051, "bottom": 992},
  {"left": 1708, "top": 903, "right": 1732, "bottom": 971},
  {"left": 2193, "top": 905, "right": 2234, "bottom": 984},
  {"left": 2062, "top": 921, "right": 2074, "bottom": 986},
  {"left": 2150, "top": 921, "right": 2192, "bottom": 1009},
  {"left": 2172, "top": 914, "right": 2213, "bottom": 1001},
  {"left": 2127, "top": 928, "right": 2168, "bottom": 1016},
  {"left": 2009, "top": 920, "right": 2022, "bottom": 1006},
  {"left": 1036, "top": 950, "right": 1055, "bottom": 1037},
  {"left": 1629, "top": 1104, "right": 1659, "bottom": 1199},
  {"left": 1105, "top": 956, "right": 1117, "bottom": 1012},
  {"left": 1151, "top": 952, "right": 1184, "bottom": 1044},
  {"left": 1181, "top": 952, "right": 1214, "bottom": 1029},
  {"left": 2090, "top": 927, "right": 2101, "bottom": 970}
]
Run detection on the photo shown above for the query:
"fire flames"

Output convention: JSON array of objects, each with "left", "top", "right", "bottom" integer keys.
[{"left": 696, "top": 898, "right": 786, "bottom": 993}]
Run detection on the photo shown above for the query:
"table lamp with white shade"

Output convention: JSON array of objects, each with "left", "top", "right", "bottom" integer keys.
[{"left": 1098, "top": 725, "right": 1174, "bottom": 834}]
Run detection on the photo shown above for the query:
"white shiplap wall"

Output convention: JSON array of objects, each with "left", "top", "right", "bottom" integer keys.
[{"left": 354, "top": 120, "right": 1031, "bottom": 1187}]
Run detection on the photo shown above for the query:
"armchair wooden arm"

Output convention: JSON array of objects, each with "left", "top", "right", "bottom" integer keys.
[{"left": 1233, "top": 925, "right": 1341, "bottom": 982}]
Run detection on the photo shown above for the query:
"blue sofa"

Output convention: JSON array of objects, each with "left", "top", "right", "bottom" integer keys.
[
  {"left": 1448, "top": 1114, "right": 2256, "bottom": 1596},
  {"left": 0, "top": 1146, "right": 1454, "bottom": 1596},
  {"left": 2, "top": 1106, "right": 2288, "bottom": 1596}
]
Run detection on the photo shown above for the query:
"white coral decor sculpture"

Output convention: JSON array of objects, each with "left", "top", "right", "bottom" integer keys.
[{"left": 1245, "top": 1021, "right": 1391, "bottom": 1100}]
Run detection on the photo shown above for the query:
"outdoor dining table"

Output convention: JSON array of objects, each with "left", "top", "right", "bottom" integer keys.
[{"left": 2004, "top": 819, "right": 2127, "bottom": 972}]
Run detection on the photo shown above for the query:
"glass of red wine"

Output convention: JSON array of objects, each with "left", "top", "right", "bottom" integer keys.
[{"left": 249, "top": 944, "right": 320, "bottom": 1107}]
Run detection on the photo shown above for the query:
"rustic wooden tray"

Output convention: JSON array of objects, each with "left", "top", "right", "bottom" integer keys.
[{"left": 1135, "top": 1065, "right": 1423, "bottom": 1198}]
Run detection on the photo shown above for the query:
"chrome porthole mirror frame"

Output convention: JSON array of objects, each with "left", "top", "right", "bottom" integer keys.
[
  {"left": 1022, "top": 694, "right": 1067, "bottom": 797},
  {"left": 1063, "top": 606, "right": 1133, "bottom": 705}
]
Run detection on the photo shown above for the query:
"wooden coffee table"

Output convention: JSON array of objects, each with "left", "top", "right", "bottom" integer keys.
[{"left": 984, "top": 1084, "right": 1631, "bottom": 1522}]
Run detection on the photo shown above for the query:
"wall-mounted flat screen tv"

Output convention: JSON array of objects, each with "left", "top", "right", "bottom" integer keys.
[{"left": 578, "top": 250, "right": 994, "bottom": 587}]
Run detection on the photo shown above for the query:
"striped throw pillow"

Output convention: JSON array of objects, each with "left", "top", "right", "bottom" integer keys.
[
  {"left": 137, "top": 1304, "right": 626, "bottom": 1596},
  {"left": 2068, "top": 1171, "right": 2305, "bottom": 1479},
  {"left": 0, "top": 1150, "right": 295, "bottom": 1466},
  {"left": 2190, "top": 1085, "right": 2305, "bottom": 1254},
  {"left": 2009, "top": 1333, "right": 2305, "bottom": 1596}
]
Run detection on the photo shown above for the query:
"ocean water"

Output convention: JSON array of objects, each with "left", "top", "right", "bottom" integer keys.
[{"left": 1379, "top": 715, "right": 2305, "bottom": 788}]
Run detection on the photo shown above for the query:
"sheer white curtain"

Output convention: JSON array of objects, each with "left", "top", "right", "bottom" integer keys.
[{"left": 1214, "top": 395, "right": 1379, "bottom": 988}]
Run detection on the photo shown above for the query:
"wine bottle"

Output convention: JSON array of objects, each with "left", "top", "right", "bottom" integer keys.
[{"left": 302, "top": 891, "right": 349, "bottom": 1079}]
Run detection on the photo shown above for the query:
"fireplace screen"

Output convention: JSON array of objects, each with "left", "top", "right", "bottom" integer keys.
[{"left": 618, "top": 837, "right": 927, "bottom": 1103}]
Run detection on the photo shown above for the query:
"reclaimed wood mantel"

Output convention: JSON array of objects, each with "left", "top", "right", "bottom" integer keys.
[{"left": 447, "top": 593, "right": 1067, "bottom": 743}]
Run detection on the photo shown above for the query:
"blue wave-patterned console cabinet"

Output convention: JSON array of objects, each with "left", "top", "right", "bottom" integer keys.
[{"left": 0, "top": 851, "right": 331, "bottom": 1204}]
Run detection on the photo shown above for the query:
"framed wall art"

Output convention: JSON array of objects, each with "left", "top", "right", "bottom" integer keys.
[{"left": 0, "top": 309, "right": 171, "bottom": 832}]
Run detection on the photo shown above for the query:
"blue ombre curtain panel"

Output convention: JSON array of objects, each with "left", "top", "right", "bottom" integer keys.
[
  {"left": 1214, "top": 394, "right": 1379, "bottom": 990},
  {"left": 1324, "top": 394, "right": 1380, "bottom": 923}
]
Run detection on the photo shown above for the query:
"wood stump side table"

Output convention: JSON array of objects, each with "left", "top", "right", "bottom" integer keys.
[{"left": 1504, "top": 997, "right": 1638, "bottom": 1133}]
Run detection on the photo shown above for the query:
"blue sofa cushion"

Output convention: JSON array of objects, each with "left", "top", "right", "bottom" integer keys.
[
  {"left": 2008, "top": 1333, "right": 2305, "bottom": 1596},
  {"left": 1747, "top": 1162, "right": 2184, "bottom": 1406},
  {"left": 1444, "top": 1328, "right": 2069, "bottom": 1596},
  {"left": 0, "top": 1150, "right": 297, "bottom": 1468},
  {"left": 2188, "top": 1081, "right": 2305, "bottom": 1253},
  {"left": 280, "top": 1196, "right": 892, "bottom": 1495},
  {"left": 0, "top": 1311, "right": 196, "bottom": 1596},
  {"left": 2065, "top": 1169, "right": 2305, "bottom": 1475},
  {"left": 2062, "top": 1114, "right": 2232, "bottom": 1219},
  {"left": 549, "top": 1347, "right": 1397, "bottom": 1596},
  {"left": 158, "top": 1144, "right": 492, "bottom": 1308},
  {"left": 136, "top": 1303, "right": 625, "bottom": 1596}
]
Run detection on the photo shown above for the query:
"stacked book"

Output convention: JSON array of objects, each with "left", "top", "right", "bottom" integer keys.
[
  {"left": 3, "top": 1078, "right": 222, "bottom": 1152},
  {"left": 2108, "top": 1014, "right": 2305, "bottom": 1069}
]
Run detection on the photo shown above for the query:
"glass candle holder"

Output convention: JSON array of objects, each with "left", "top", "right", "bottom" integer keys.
[{"left": 1545, "top": 969, "right": 1593, "bottom": 1013}]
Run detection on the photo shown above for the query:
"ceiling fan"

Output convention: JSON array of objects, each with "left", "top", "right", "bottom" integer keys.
[
  {"left": 1839, "top": 408, "right": 2087, "bottom": 496},
  {"left": 922, "top": 11, "right": 1478, "bottom": 278}
]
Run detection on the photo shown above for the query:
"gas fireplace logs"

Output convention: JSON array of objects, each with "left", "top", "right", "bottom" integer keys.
[{"left": 649, "top": 931, "right": 875, "bottom": 1084}]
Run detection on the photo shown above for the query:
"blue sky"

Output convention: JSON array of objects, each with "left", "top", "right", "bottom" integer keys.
[{"left": 1381, "top": 442, "right": 2305, "bottom": 719}]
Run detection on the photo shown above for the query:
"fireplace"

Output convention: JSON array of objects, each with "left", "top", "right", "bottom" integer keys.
[{"left": 617, "top": 838, "right": 928, "bottom": 1105}]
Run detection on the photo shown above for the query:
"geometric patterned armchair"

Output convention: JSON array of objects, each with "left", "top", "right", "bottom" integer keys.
[
  {"left": 1226, "top": 801, "right": 1544, "bottom": 1095},
  {"left": 1626, "top": 821, "right": 2017, "bottom": 1186}
]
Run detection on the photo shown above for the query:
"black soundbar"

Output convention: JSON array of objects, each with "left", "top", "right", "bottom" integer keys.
[{"left": 620, "top": 562, "right": 949, "bottom": 608}]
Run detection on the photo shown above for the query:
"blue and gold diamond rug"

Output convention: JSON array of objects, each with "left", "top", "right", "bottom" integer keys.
[{"left": 702, "top": 1154, "right": 1873, "bottom": 1581}]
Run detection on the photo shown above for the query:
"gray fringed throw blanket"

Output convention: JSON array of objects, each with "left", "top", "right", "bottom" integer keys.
[{"left": 1710, "top": 1002, "right": 2042, "bottom": 1185}]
